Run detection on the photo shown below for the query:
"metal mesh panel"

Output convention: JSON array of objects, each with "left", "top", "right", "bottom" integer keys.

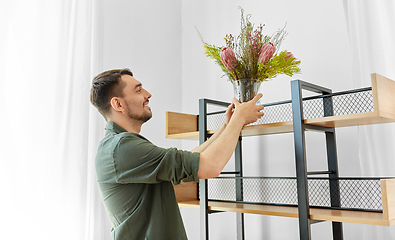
[
  {"left": 205, "top": 89, "right": 373, "bottom": 131},
  {"left": 203, "top": 177, "right": 383, "bottom": 211},
  {"left": 303, "top": 90, "right": 374, "bottom": 119},
  {"left": 338, "top": 179, "right": 382, "bottom": 210},
  {"left": 254, "top": 102, "right": 293, "bottom": 125},
  {"left": 207, "top": 112, "right": 226, "bottom": 131}
]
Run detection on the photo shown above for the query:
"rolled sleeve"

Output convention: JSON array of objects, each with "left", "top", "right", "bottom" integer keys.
[{"left": 114, "top": 134, "right": 200, "bottom": 184}]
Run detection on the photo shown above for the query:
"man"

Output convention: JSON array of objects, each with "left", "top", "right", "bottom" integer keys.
[{"left": 90, "top": 68, "right": 264, "bottom": 239}]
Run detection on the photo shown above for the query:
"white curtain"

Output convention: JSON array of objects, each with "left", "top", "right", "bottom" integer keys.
[
  {"left": 0, "top": 0, "right": 111, "bottom": 239},
  {"left": 343, "top": 0, "right": 395, "bottom": 239}
]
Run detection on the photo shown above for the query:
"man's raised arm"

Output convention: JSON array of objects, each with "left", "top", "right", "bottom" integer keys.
[{"left": 197, "top": 94, "right": 264, "bottom": 179}]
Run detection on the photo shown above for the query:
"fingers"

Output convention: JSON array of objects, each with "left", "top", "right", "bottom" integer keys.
[
  {"left": 226, "top": 102, "right": 235, "bottom": 116},
  {"left": 257, "top": 104, "right": 264, "bottom": 119},
  {"left": 232, "top": 98, "right": 240, "bottom": 106},
  {"left": 251, "top": 93, "right": 263, "bottom": 104},
  {"left": 255, "top": 104, "right": 264, "bottom": 117},
  {"left": 227, "top": 102, "right": 235, "bottom": 111},
  {"left": 224, "top": 102, "right": 235, "bottom": 125}
]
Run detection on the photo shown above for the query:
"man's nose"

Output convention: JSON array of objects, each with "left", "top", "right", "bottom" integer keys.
[{"left": 145, "top": 89, "right": 152, "bottom": 98}]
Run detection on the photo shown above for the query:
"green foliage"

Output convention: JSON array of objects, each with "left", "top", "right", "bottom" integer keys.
[{"left": 258, "top": 51, "right": 302, "bottom": 80}]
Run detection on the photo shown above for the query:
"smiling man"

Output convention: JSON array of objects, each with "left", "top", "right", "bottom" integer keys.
[{"left": 90, "top": 68, "right": 264, "bottom": 240}]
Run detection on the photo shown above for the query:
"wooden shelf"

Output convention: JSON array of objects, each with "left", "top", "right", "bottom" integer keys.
[
  {"left": 166, "top": 73, "right": 395, "bottom": 140},
  {"left": 177, "top": 200, "right": 395, "bottom": 226},
  {"left": 174, "top": 179, "right": 395, "bottom": 226}
]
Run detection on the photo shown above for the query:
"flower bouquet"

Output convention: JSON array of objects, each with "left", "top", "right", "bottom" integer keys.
[{"left": 199, "top": 7, "right": 301, "bottom": 102}]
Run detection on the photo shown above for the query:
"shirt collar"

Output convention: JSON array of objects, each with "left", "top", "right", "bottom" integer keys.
[{"left": 105, "top": 122, "right": 128, "bottom": 134}]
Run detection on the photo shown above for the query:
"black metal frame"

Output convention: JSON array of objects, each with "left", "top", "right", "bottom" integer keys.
[
  {"left": 197, "top": 80, "right": 353, "bottom": 240},
  {"left": 291, "top": 80, "right": 343, "bottom": 240},
  {"left": 199, "top": 99, "right": 245, "bottom": 240}
]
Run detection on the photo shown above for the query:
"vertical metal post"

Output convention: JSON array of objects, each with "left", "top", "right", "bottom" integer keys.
[
  {"left": 235, "top": 138, "right": 245, "bottom": 240},
  {"left": 291, "top": 80, "right": 311, "bottom": 240},
  {"left": 198, "top": 99, "right": 237, "bottom": 240},
  {"left": 323, "top": 96, "right": 344, "bottom": 240},
  {"left": 326, "top": 131, "right": 344, "bottom": 240},
  {"left": 291, "top": 81, "right": 344, "bottom": 240},
  {"left": 199, "top": 99, "right": 209, "bottom": 240}
]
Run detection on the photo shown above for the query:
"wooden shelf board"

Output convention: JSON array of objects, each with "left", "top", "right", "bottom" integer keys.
[
  {"left": 166, "top": 131, "right": 200, "bottom": 140},
  {"left": 240, "top": 121, "right": 294, "bottom": 136},
  {"left": 166, "top": 112, "right": 395, "bottom": 140},
  {"left": 306, "top": 112, "right": 395, "bottom": 128},
  {"left": 178, "top": 200, "right": 394, "bottom": 226},
  {"left": 166, "top": 121, "right": 294, "bottom": 140}
]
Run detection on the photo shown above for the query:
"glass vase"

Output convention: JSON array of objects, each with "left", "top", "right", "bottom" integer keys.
[{"left": 232, "top": 79, "right": 262, "bottom": 103}]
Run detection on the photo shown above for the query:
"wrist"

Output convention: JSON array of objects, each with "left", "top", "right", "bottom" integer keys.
[{"left": 227, "top": 115, "right": 245, "bottom": 129}]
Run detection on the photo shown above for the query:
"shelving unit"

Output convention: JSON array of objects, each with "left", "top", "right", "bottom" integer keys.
[{"left": 167, "top": 73, "right": 395, "bottom": 240}]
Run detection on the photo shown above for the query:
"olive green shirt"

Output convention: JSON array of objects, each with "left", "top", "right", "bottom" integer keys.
[{"left": 95, "top": 122, "right": 200, "bottom": 240}]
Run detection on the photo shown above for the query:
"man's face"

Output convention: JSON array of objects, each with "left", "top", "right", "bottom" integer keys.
[{"left": 120, "top": 74, "right": 152, "bottom": 123}]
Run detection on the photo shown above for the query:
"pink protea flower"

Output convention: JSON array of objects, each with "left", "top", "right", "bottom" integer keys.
[
  {"left": 285, "top": 51, "right": 295, "bottom": 61},
  {"left": 220, "top": 47, "right": 238, "bottom": 72},
  {"left": 258, "top": 42, "right": 275, "bottom": 64}
]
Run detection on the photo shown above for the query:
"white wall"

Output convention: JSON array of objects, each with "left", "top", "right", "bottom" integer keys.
[{"left": 101, "top": 0, "right": 182, "bottom": 149}]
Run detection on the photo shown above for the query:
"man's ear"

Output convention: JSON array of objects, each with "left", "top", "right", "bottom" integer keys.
[{"left": 110, "top": 97, "right": 124, "bottom": 113}]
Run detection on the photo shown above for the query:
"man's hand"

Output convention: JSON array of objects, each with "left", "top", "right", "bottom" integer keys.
[
  {"left": 224, "top": 102, "right": 235, "bottom": 126},
  {"left": 232, "top": 93, "right": 264, "bottom": 126}
]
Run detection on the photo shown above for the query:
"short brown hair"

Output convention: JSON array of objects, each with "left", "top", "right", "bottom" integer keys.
[{"left": 90, "top": 68, "right": 133, "bottom": 120}]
